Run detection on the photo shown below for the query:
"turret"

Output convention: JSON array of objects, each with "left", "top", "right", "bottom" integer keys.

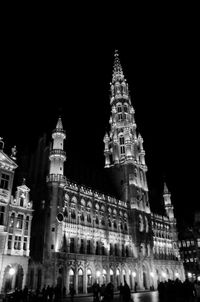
[
  {"left": 163, "top": 182, "right": 174, "bottom": 220},
  {"left": 48, "top": 117, "right": 66, "bottom": 181}
]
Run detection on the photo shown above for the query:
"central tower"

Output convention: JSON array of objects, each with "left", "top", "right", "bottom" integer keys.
[{"left": 104, "top": 50, "right": 150, "bottom": 214}]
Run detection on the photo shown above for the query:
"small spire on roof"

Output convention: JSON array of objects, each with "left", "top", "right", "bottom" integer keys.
[
  {"left": 164, "top": 182, "right": 169, "bottom": 194},
  {"left": 10, "top": 145, "right": 17, "bottom": 160},
  {"left": 56, "top": 117, "right": 63, "bottom": 130},
  {"left": 0, "top": 137, "right": 4, "bottom": 150}
]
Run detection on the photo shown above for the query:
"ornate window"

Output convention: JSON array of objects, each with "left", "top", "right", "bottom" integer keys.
[
  {"left": 14, "top": 235, "right": 21, "bottom": 250},
  {"left": 0, "top": 173, "right": 9, "bottom": 190},
  {"left": 16, "top": 214, "right": 23, "bottom": 229}
]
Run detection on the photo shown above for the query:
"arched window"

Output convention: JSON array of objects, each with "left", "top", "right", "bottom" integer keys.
[
  {"left": 87, "top": 269, "right": 92, "bottom": 288},
  {"left": 78, "top": 269, "right": 83, "bottom": 294},
  {"left": 102, "top": 269, "right": 107, "bottom": 283},
  {"left": 119, "top": 136, "right": 125, "bottom": 155},
  {"left": 71, "top": 209, "right": 76, "bottom": 220},
  {"left": 69, "top": 269, "right": 75, "bottom": 288},
  {"left": 80, "top": 213, "right": 84, "bottom": 222},
  {"left": 116, "top": 269, "right": 120, "bottom": 287},
  {"left": 87, "top": 213, "right": 91, "bottom": 223},
  {"left": 110, "top": 269, "right": 114, "bottom": 283},
  {"left": 95, "top": 216, "right": 99, "bottom": 225}
]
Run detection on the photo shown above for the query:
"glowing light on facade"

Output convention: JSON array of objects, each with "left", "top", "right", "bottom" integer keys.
[{"left": 9, "top": 267, "right": 15, "bottom": 276}]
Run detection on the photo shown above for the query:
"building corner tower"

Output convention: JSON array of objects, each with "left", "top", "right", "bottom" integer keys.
[
  {"left": 44, "top": 118, "right": 66, "bottom": 274},
  {"left": 103, "top": 51, "right": 153, "bottom": 285}
]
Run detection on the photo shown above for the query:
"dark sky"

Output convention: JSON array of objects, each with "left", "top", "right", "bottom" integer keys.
[{"left": 0, "top": 11, "right": 199, "bottom": 227}]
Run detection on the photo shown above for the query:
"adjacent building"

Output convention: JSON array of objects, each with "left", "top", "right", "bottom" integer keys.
[
  {"left": 27, "top": 51, "right": 185, "bottom": 294},
  {"left": 0, "top": 138, "right": 33, "bottom": 293},
  {"left": 178, "top": 212, "right": 200, "bottom": 280}
]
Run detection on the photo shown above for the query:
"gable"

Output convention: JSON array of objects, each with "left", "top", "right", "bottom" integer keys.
[{"left": 0, "top": 150, "right": 18, "bottom": 170}]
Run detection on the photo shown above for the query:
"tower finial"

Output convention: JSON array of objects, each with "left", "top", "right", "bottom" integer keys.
[
  {"left": 112, "top": 49, "right": 124, "bottom": 82},
  {"left": 56, "top": 117, "right": 63, "bottom": 130},
  {"left": 164, "top": 182, "right": 169, "bottom": 194},
  {"left": 10, "top": 145, "right": 17, "bottom": 160}
]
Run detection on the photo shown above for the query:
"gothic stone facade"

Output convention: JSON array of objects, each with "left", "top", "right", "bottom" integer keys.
[{"left": 28, "top": 51, "right": 185, "bottom": 294}]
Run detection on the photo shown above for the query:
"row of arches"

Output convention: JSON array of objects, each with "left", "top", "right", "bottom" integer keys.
[{"left": 27, "top": 261, "right": 185, "bottom": 295}]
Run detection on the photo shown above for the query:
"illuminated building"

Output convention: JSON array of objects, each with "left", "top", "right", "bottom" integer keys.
[
  {"left": 28, "top": 51, "right": 185, "bottom": 294},
  {"left": 178, "top": 212, "right": 200, "bottom": 280},
  {"left": 0, "top": 138, "right": 33, "bottom": 293}
]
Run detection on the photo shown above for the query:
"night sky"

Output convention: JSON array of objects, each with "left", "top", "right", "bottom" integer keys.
[{"left": 0, "top": 12, "right": 199, "bottom": 227}]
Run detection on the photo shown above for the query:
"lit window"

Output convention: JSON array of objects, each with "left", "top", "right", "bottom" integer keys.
[
  {"left": 9, "top": 213, "right": 15, "bottom": 228},
  {"left": 0, "top": 173, "right": 9, "bottom": 190},
  {"left": 197, "top": 239, "right": 200, "bottom": 247},
  {"left": 14, "top": 236, "right": 21, "bottom": 250},
  {"left": 16, "top": 214, "right": 23, "bottom": 229}
]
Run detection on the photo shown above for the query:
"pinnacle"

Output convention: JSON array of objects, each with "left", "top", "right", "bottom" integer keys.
[{"left": 56, "top": 117, "right": 63, "bottom": 130}]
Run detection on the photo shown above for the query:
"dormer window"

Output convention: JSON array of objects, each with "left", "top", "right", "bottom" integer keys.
[{"left": 0, "top": 173, "right": 9, "bottom": 190}]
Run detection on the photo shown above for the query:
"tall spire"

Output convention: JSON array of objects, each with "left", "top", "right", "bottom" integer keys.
[{"left": 112, "top": 50, "right": 124, "bottom": 82}]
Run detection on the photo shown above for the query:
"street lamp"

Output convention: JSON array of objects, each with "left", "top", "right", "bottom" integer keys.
[{"left": 9, "top": 267, "right": 15, "bottom": 276}]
